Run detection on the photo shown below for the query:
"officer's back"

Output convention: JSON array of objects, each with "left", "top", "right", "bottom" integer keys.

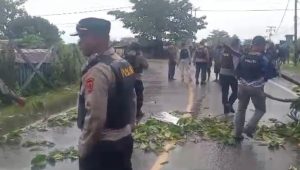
[{"left": 72, "top": 17, "right": 136, "bottom": 170}]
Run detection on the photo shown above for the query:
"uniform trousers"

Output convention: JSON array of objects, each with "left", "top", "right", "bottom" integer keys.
[{"left": 79, "top": 135, "right": 133, "bottom": 170}]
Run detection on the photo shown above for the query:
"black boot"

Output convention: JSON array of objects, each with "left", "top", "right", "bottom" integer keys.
[{"left": 224, "top": 104, "right": 230, "bottom": 115}]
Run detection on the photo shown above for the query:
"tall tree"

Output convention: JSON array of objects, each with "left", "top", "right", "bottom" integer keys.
[
  {"left": 206, "top": 30, "right": 231, "bottom": 48},
  {"left": 7, "top": 16, "right": 61, "bottom": 47},
  {"left": 0, "top": 0, "right": 27, "bottom": 38},
  {"left": 16, "top": 34, "right": 46, "bottom": 49},
  {"left": 108, "top": 0, "right": 206, "bottom": 42}
]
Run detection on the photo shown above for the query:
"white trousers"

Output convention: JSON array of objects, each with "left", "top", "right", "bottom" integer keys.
[{"left": 179, "top": 59, "right": 192, "bottom": 83}]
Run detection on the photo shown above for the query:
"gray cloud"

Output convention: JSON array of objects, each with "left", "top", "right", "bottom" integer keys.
[{"left": 25, "top": 0, "right": 296, "bottom": 43}]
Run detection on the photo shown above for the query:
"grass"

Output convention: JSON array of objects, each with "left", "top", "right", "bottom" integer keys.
[{"left": 0, "top": 84, "right": 78, "bottom": 135}]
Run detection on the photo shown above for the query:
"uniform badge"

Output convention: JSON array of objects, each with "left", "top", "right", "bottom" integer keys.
[{"left": 85, "top": 78, "right": 94, "bottom": 93}]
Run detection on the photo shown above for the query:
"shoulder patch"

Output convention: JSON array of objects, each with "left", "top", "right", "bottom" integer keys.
[{"left": 85, "top": 77, "right": 95, "bottom": 94}]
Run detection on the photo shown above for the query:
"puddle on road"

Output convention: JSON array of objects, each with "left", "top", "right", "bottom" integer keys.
[{"left": 162, "top": 140, "right": 300, "bottom": 170}]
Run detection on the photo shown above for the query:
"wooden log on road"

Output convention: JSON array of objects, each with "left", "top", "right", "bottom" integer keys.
[
  {"left": 264, "top": 92, "right": 298, "bottom": 103},
  {"left": 281, "top": 73, "right": 300, "bottom": 87}
]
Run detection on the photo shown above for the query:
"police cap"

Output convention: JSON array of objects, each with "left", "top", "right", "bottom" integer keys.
[
  {"left": 71, "top": 17, "right": 111, "bottom": 36},
  {"left": 252, "top": 36, "right": 266, "bottom": 46}
]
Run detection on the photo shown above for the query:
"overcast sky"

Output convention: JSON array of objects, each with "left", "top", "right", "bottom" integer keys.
[{"left": 25, "top": 0, "right": 297, "bottom": 43}]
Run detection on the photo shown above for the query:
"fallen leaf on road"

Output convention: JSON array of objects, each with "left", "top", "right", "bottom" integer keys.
[
  {"left": 31, "top": 146, "right": 79, "bottom": 169},
  {"left": 160, "top": 161, "right": 169, "bottom": 165},
  {"left": 134, "top": 116, "right": 235, "bottom": 153},
  {"left": 29, "top": 147, "right": 44, "bottom": 152},
  {"left": 22, "top": 140, "right": 55, "bottom": 148},
  {"left": 31, "top": 154, "right": 47, "bottom": 169}
]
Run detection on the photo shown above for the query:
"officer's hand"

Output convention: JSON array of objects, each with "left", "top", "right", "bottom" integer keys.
[{"left": 16, "top": 97, "right": 26, "bottom": 107}]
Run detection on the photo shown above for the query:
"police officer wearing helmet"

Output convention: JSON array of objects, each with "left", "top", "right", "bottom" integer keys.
[{"left": 72, "top": 18, "right": 136, "bottom": 170}]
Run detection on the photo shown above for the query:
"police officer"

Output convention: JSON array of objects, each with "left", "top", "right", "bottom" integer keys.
[
  {"left": 213, "top": 45, "right": 223, "bottom": 81},
  {"left": 0, "top": 78, "right": 25, "bottom": 106},
  {"left": 219, "top": 38, "right": 240, "bottom": 114},
  {"left": 167, "top": 43, "right": 178, "bottom": 81},
  {"left": 124, "top": 42, "right": 148, "bottom": 121},
  {"left": 193, "top": 40, "right": 209, "bottom": 85},
  {"left": 72, "top": 18, "right": 136, "bottom": 170},
  {"left": 234, "top": 36, "right": 276, "bottom": 140},
  {"left": 179, "top": 42, "right": 192, "bottom": 82}
]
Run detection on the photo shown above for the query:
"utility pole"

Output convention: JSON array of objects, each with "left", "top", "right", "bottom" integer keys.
[
  {"left": 266, "top": 26, "right": 276, "bottom": 40},
  {"left": 294, "top": 0, "right": 298, "bottom": 65},
  {"left": 193, "top": 7, "right": 200, "bottom": 18}
]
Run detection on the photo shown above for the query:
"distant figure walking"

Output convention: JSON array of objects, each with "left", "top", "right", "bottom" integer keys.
[
  {"left": 179, "top": 43, "right": 192, "bottom": 83},
  {"left": 207, "top": 46, "right": 213, "bottom": 81},
  {"left": 193, "top": 41, "right": 209, "bottom": 85},
  {"left": 167, "top": 44, "right": 178, "bottom": 81},
  {"left": 213, "top": 45, "right": 223, "bottom": 81}
]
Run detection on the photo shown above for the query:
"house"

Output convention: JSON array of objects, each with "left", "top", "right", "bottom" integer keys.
[
  {"left": 285, "top": 35, "right": 294, "bottom": 45},
  {"left": 15, "top": 49, "right": 54, "bottom": 86},
  {"left": 0, "top": 40, "right": 55, "bottom": 87}
]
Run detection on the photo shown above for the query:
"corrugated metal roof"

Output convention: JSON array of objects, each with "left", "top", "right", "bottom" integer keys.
[{"left": 15, "top": 49, "right": 54, "bottom": 64}]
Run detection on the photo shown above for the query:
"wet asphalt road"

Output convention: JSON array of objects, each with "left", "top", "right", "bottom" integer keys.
[{"left": 0, "top": 59, "right": 299, "bottom": 170}]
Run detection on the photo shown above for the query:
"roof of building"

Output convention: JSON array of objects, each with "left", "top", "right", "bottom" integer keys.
[{"left": 15, "top": 49, "right": 54, "bottom": 64}]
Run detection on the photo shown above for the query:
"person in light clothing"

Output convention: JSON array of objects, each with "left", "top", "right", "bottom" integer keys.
[{"left": 178, "top": 43, "right": 192, "bottom": 83}]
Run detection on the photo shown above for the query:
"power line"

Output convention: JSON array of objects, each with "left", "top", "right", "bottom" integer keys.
[
  {"left": 55, "top": 19, "right": 118, "bottom": 28},
  {"left": 38, "top": 6, "right": 132, "bottom": 17},
  {"left": 36, "top": 7, "right": 300, "bottom": 17},
  {"left": 275, "top": 0, "right": 291, "bottom": 34},
  {"left": 196, "top": 8, "right": 299, "bottom": 12}
]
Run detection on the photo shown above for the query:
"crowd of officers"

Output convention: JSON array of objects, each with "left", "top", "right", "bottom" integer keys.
[
  {"left": 0, "top": 17, "right": 280, "bottom": 170},
  {"left": 72, "top": 17, "right": 279, "bottom": 170},
  {"left": 167, "top": 36, "right": 278, "bottom": 141},
  {"left": 0, "top": 17, "right": 279, "bottom": 170}
]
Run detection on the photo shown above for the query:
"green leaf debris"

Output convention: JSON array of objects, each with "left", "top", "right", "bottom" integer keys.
[
  {"left": 133, "top": 117, "right": 235, "bottom": 153},
  {"left": 22, "top": 140, "right": 55, "bottom": 148},
  {"left": 31, "top": 147, "right": 79, "bottom": 169}
]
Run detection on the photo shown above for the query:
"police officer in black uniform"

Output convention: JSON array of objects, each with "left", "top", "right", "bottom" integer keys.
[
  {"left": 124, "top": 43, "right": 148, "bottom": 121},
  {"left": 235, "top": 36, "right": 277, "bottom": 139},
  {"left": 72, "top": 18, "right": 136, "bottom": 170}
]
